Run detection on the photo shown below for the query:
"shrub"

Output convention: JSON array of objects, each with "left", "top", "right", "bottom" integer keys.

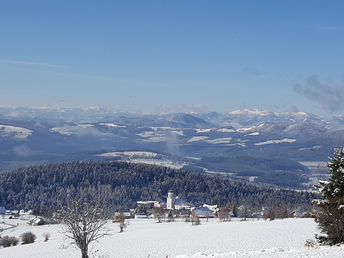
[
  {"left": 305, "top": 239, "right": 316, "bottom": 248},
  {"left": 21, "top": 232, "right": 36, "bottom": 244},
  {"left": 43, "top": 232, "right": 51, "bottom": 242},
  {"left": 0, "top": 236, "right": 11, "bottom": 247},
  {"left": 0, "top": 236, "right": 18, "bottom": 247},
  {"left": 9, "top": 236, "right": 19, "bottom": 246}
]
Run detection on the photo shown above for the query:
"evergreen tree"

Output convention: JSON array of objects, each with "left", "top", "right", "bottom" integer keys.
[{"left": 315, "top": 147, "right": 344, "bottom": 244}]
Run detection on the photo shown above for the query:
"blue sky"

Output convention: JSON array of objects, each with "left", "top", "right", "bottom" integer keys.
[{"left": 0, "top": 0, "right": 343, "bottom": 115}]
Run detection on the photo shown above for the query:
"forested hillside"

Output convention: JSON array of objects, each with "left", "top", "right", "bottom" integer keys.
[{"left": 0, "top": 161, "right": 315, "bottom": 214}]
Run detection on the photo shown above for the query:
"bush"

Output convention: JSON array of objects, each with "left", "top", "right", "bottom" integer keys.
[
  {"left": 9, "top": 236, "right": 19, "bottom": 246},
  {"left": 0, "top": 236, "right": 19, "bottom": 247},
  {"left": 43, "top": 232, "right": 51, "bottom": 242},
  {"left": 21, "top": 232, "right": 36, "bottom": 244},
  {"left": 0, "top": 236, "right": 11, "bottom": 247},
  {"left": 305, "top": 239, "right": 316, "bottom": 248}
]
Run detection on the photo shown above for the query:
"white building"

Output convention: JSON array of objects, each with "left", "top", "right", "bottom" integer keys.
[{"left": 166, "top": 190, "right": 175, "bottom": 210}]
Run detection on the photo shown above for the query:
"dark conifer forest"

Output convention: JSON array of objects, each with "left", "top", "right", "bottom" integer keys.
[{"left": 0, "top": 161, "right": 315, "bottom": 214}]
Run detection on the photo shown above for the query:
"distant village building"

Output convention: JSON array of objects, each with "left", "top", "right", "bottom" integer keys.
[
  {"left": 136, "top": 201, "right": 160, "bottom": 209},
  {"left": 0, "top": 207, "right": 6, "bottom": 215},
  {"left": 291, "top": 210, "right": 304, "bottom": 218},
  {"left": 19, "top": 209, "right": 33, "bottom": 215},
  {"left": 166, "top": 190, "right": 175, "bottom": 210},
  {"left": 203, "top": 204, "right": 218, "bottom": 213},
  {"left": 174, "top": 197, "right": 193, "bottom": 210},
  {"left": 192, "top": 207, "right": 214, "bottom": 218},
  {"left": 135, "top": 201, "right": 161, "bottom": 218},
  {"left": 113, "top": 212, "right": 133, "bottom": 221},
  {"left": 29, "top": 216, "right": 46, "bottom": 226}
]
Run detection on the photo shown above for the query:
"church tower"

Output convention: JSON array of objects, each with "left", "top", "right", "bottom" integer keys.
[{"left": 166, "top": 190, "right": 174, "bottom": 210}]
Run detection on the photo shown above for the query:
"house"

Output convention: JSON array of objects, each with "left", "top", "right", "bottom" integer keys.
[
  {"left": 135, "top": 201, "right": 160, "bottom": 218},
  {"left": 19, "top": 209, "right": 33, "bottom": 215},
  {"left": 174, "top": 197, "right": 193, "bottom": 210},
  {"left": 113, "top": 212, "right": 133, "bottom": 221},
  {"left": 203, "top": 204, "right": 218, "bottom": 213},
  {"left": 291, "top": 210, "right": 304, "bottom": 218},
  {"left": 192, "top": 207, "right": 214, "bottom": 218},
  {"left": 29, "top": 216, "right": 46, "bottom": 226},
  {"left": 136, "top": 201, "right": 160, "bottom": 209}
]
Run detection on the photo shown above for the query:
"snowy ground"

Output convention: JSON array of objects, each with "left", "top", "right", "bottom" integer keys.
[{"left": 1, "top": 218, "right": 344, "bottom": 258}]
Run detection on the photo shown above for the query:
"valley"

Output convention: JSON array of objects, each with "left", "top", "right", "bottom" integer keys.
[{"left": 0, "top": 107, "right": 336, "bottom": 188}]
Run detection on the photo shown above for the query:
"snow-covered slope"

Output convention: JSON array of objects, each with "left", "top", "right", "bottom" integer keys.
[
  {"left": 1, "top": 218, "right": 342, "bottom": 258},
  {"left": 0, "top": 124, "right": 32, "bottom": 139}
]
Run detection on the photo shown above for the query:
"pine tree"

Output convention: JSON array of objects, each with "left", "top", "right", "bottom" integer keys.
[{"left": 315, "top": 147, "right": 344, "bottom": 244}]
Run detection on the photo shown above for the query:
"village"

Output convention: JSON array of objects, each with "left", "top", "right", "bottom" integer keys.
[
  {"left": 113, "top": 190, "right": 308, "bottom": 225},
  {"left": 1, "top": 189, "right": 307, "bottom": 232}
]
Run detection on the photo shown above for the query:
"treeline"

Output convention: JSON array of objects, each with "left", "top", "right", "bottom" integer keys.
[{"left": 0, "top": 161, "right": 316, "bottom": 214}]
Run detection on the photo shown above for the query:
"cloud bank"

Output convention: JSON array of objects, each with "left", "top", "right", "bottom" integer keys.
[{"left": 293, "top": 76, "right": 344, "bottom": 112}]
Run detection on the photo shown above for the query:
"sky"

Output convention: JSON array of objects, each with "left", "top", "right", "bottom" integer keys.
[{"left": 0, "top": 0, "right": 343, "bottom": 115}]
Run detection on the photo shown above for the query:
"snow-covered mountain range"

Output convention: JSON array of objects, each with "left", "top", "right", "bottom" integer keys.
[{"left": 1, "top": 107, "right": 342, "bottom": 188}]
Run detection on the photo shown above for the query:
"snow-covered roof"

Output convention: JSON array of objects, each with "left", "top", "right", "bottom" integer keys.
[{"left": 192, "top": 207, "right": 214, "bottom": 217}]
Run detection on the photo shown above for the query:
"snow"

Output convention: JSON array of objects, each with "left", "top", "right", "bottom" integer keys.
[
  {"left": 150, "top": 126, "right": 179, "bottom": 131},
  {"left": 186, "top": 156, "right": 201, "bottom": 161},
  {"left": 50, "top": 124, "right": 101, "bottom": 136},
  {"left": 236, "top": 124, "right": 264, "bottom": 133},
  {"left": 299, "top": 145, "right": 322, "bottom": 151},
  {"left": 3, "top": 218, "right": 343, "bottom": 258},
  {"left": 129, "top": 159, "right": 186, "bottom": 169},
  {"left": 299, "top": 161, "right": 327, "bottom": 169},
  {"left": 255, "top": 138, "right": 296, "bottom": 146},
  {"left": 169, "top": 130, "right": 184, "bottom": 136},
  {"left": 247, "top": 132, "right": 259, "bottom": 136},
  {"left": 237, "top": 126, "right": 256, "bottom": 133},
  {"left": 137, "top": 131, "right": 157, "bottom": 138},
  {"left": 136, "top": 131, "right": 166, "bottom": 142},
  {"left": 77, "top": 123, "right": 94, "bottom": 128},
  {"left": 188, "top": 136, "right": 232, "bottom": 144},
  {"left": 206, "top": 137, "right": 232, "bottom": 144},
  {"left": 138, "top": 129, "right": 183, "bottom": 139},
  {"left": 0, "top": 125, "right": 33, "bottom": 139},
  {"left": 217, "top": 128, "right": 235, "bottom": 133},
  {"left": 195, "top": 128, "right": 213, "bottom": 133},
  {"left": 188, "top": 136, "right": 209, "bottom": 142},
  {"left": 50, "top": 127, "right": 73, "bottom": 135},
  {"left": 96, "top": 151, "right": 158, "bottom": 158},
  {"left": 99, "top": 123, "right": 126, "bottom": 128},
  {"left": 142, "top": 136, "right": 166, "bottom": 142}
]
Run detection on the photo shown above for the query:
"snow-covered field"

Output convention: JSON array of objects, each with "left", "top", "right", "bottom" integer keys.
[{"left": 1, "top": 218, "right": 343, "bottom": 258}]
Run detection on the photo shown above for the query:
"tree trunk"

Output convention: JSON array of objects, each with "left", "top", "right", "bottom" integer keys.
[{"left": 81, "top": 247, "right": 89, "bottom": 258}]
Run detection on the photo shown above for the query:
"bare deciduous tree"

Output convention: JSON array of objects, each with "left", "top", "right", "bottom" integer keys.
[
  {"left": 263, "top": 206, "right": 276, "bottom": 221},
  {"left": 57, "top": 188, "right": 111, "bottom": 258},
  {"left": 238, "top": 204, "right": 251, "bottom": 221},
  {"left": 218, "top": 206, "right": 230, "bottom": 222},
  {"left": 153, "top": 207, "right": 165, "bottom": 223}
]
